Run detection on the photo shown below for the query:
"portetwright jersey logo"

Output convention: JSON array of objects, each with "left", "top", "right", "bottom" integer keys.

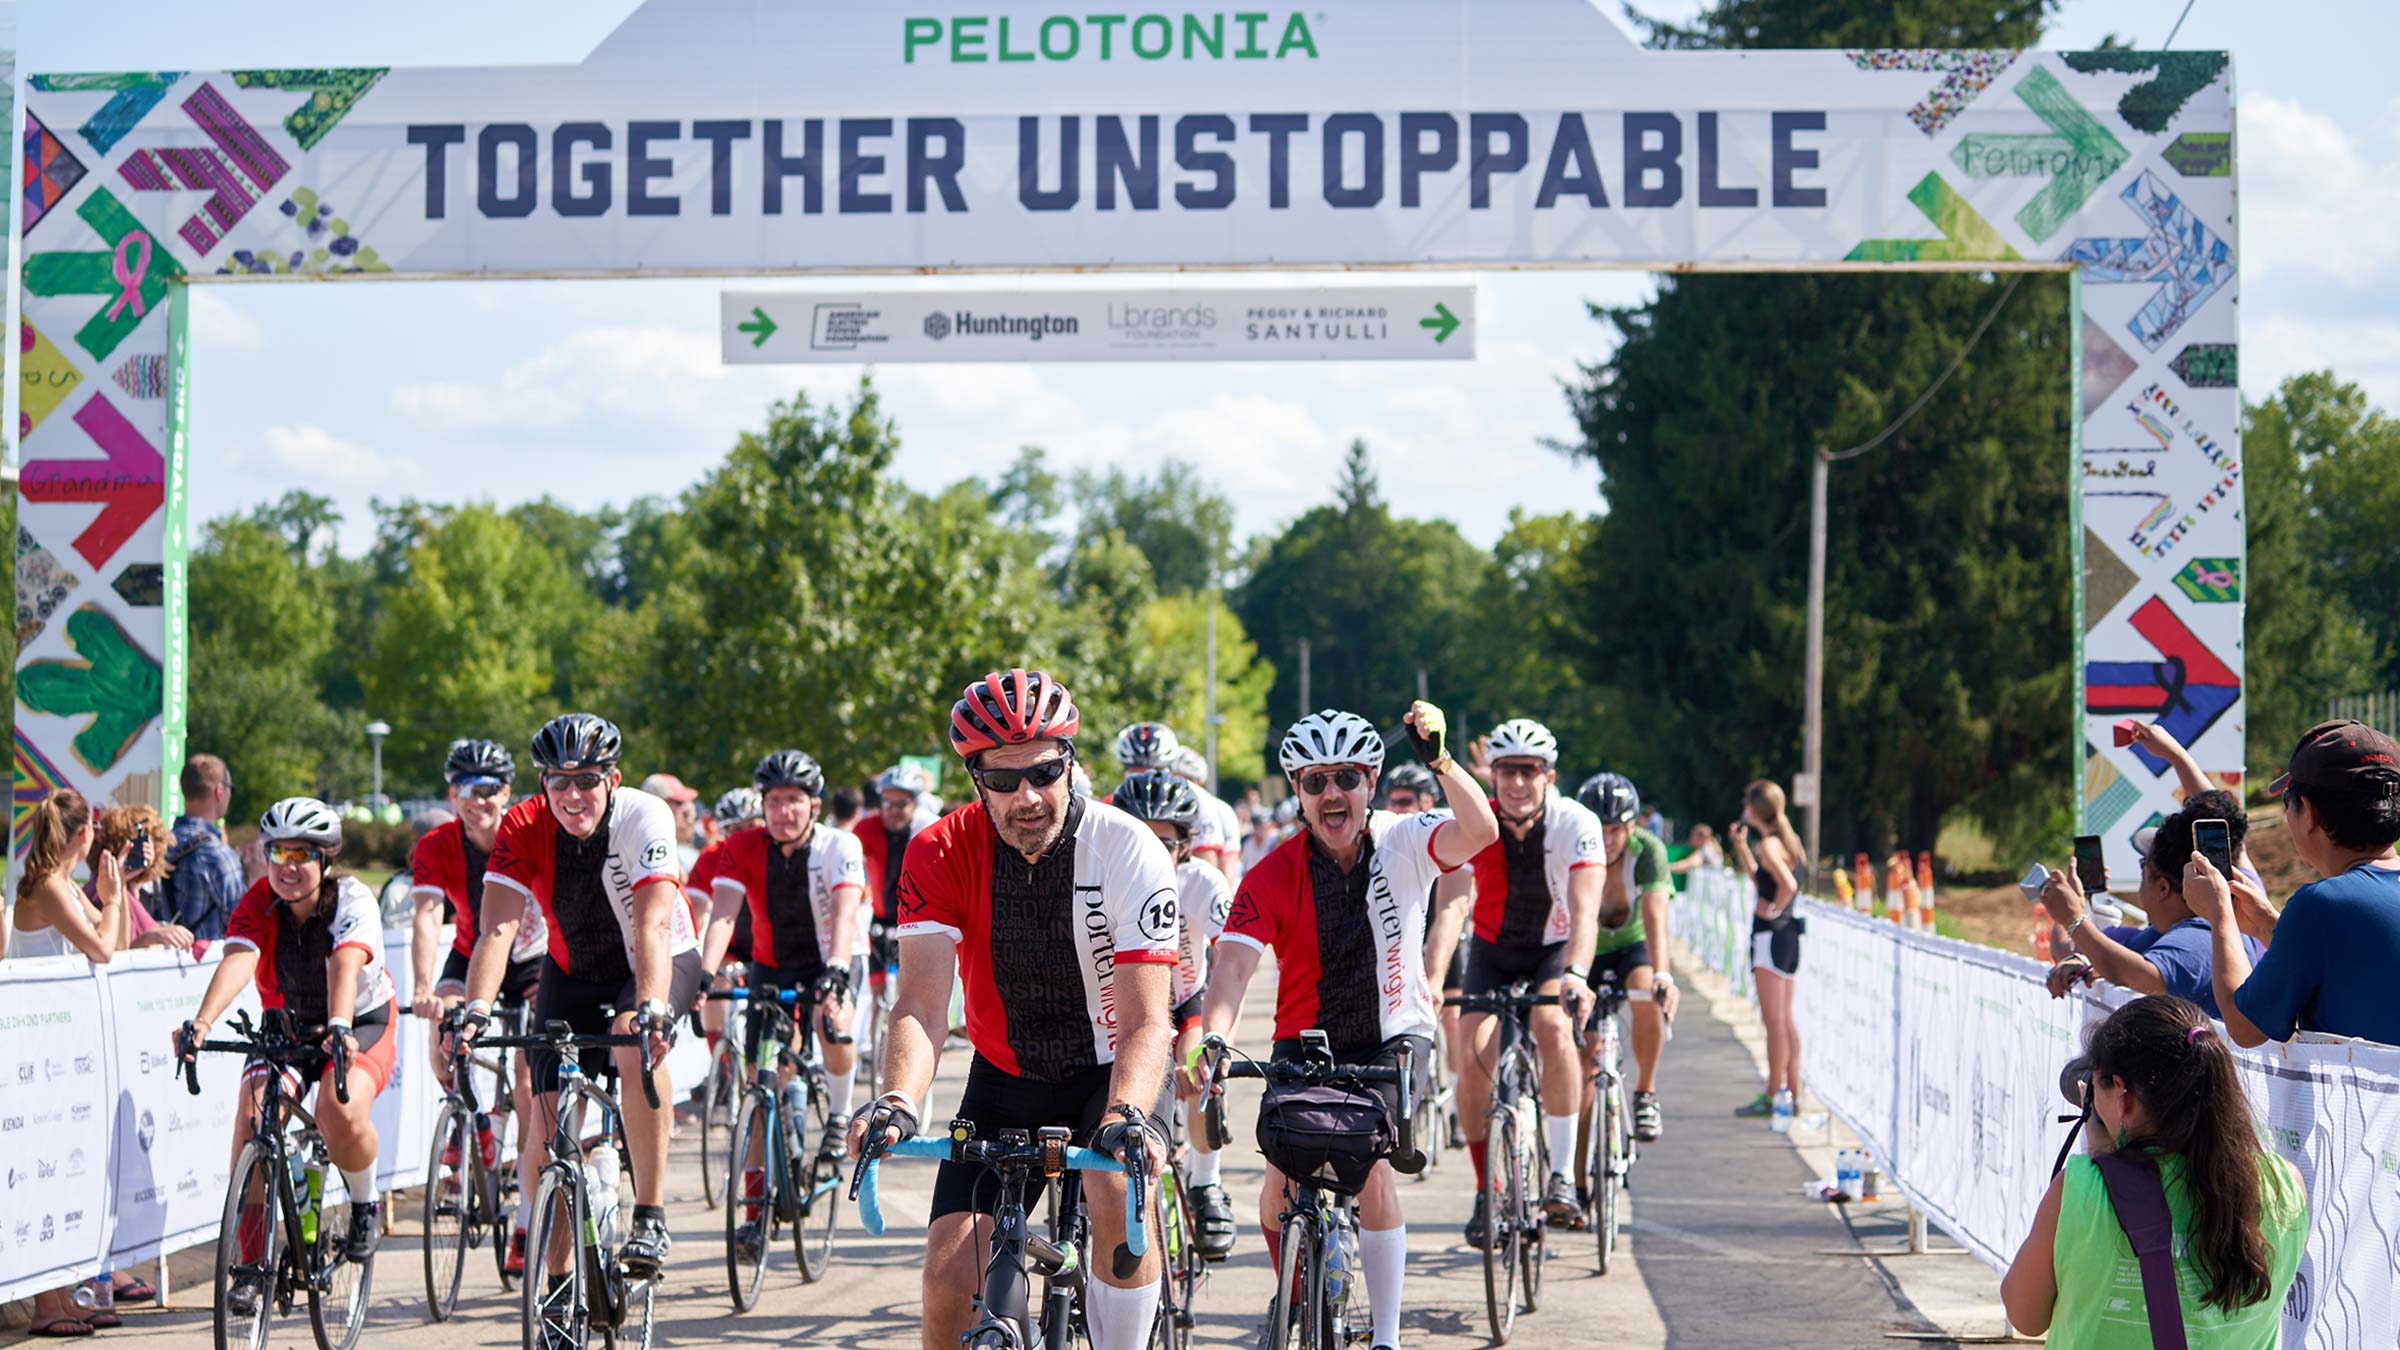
[{"left": 903, "top": 12, "right": 1321, "bottom": 64}]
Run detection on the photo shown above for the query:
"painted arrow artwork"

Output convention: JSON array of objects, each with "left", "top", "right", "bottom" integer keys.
[
  {"left": 2086, "top": 595, "right": 2240, "bottom": 777},
  {"left": 21, "top": 393, "right": 168, "bottom": 570}
]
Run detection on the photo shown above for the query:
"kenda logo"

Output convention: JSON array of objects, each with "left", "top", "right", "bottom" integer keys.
[{"left": 903, "top": 12, "right": 1321, "bottom": 65}]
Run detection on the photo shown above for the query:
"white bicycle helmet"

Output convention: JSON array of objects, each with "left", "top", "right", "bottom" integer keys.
[
  {"left": 258, "top": 797, "right": 344, "bottom": 851},
  {"left": 1114, "top": 722, "right": 1181, "bottom": 771},
  {"left": 1486, "top": 717, "right": 1560, "bottom": 765},
  {"left": 875, "top": 764, "right": 931, "bottom": 797},
  {"left": 713, "top": 787, "right": 762, "bottom": 828},
  {"left": 1278, "top": 710, "right": 1386, "bottom": 775},
  {"left": 1170, "top": 745, "right": 1210, "bottom": 783}
]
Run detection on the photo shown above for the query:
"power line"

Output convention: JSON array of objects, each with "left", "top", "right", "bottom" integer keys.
[
  {"left": 2163, "top": 0, "right": 2200, "bottom": 49},
  {"left": 1823, "top": 274, "right": 2026, "bottom": 464}
]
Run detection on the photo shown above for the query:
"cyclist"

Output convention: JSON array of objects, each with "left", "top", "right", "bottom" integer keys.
[
  {"left": 1170, "top": 743, "right": 1245, "bottom": 886},
  {"left": 699, "top": 750, "right": 867, "bottom": 1252},
  {"left": 848, "top": 669, "right": 1180, "bottom": 1350},
  {"left": 1113, "top": 720, "right": 1181, "bottom": 778},
  {"left": 173, "top": 798, "right": 396, "bottom": 1303},
  {"left": 455, "top": 713, "right": 705, "bottom": 1279},
  {"left": 1109, "top": 769, "right": 1239, "bottom": 1262},
  {"left": 858, "top": 765, "right": 935, "bottom": 963},
  {"left": 1382, "top": 761, "right": 1474, "bottom": 1093},
  {"left": 1574, "top": 774, "right": 1680, "bottom": 1143},
  {"left": 408, "top": 738, "right": 549, "bottom": 1273},
  {"left": 689, "top": 787, "right": 762, "bottom": 1063},
  {"left": 1203, "top": 703, "right": 1497, "bottom": 1350},
  {"left": 1457, "top": 718, "right": 1605, "bottom": 1239}
]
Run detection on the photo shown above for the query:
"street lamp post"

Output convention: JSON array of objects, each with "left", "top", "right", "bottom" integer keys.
[{"left": 366, "top": 720, "right": 391, "bottom": 808}]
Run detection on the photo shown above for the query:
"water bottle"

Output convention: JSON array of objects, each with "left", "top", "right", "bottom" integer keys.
[
  {"left": 302, "top": 1156, "right": 326, "bottom": 1247},
  {"left": 1323, "top": 1222, "right": 1357, "bottom": 1314},
  {"left": 1860, "top": 1151, "right": 1881, "bottom": 1202},
  {"left": 89, "top": 1269, "right": 114, "bottom": 1316},
  {"left": 1835, "top": 1148, "right": 1861, "bottom": 1199},
  {"left": 1770, "top": 1089, "right": 1795, "bottom": 1135},
  {"left": 779, "top": 1079, "right": 809, "bottom": 1132},
  {"left": 592, "top": 1147, "right": 623, "bottom": 1248},
  {"left": 475, "top": 1114, "right": 499, "bottom": 1169}
]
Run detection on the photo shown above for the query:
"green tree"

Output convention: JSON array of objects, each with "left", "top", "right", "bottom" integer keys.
[
  {"left": 1461, "top": 511, "right": 1622, "bottom": 783},
  {"left": 1627, "top": 0, "right": 2052, "bottom": 48},
  {"left": 187, "top": 517, "right": 357, "bottom": 815},
  {"left": 1071, "top": 459, "right": 1235, "bottom": 595},
  {"left": 1137, "top": 592, "right": 1277, "bottom": 787}
]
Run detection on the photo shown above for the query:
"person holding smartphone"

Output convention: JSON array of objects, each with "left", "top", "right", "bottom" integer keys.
[{"left": 2038, "top": 803, "right": 2261, "bottom": 1018}]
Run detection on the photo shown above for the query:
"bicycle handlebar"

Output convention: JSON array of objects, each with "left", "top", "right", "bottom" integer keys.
[
  {"left": 853, "top": 1134, "right": 1145, "bottom": 1257},
  {"left": 1200, "top": 1040, "right": 1422, "bottom": 1175},
  {"left": 475, "top": 1021, "right": 660, "bottom": 1109},
  {"left": 179, "top": 1011, "right": 358, "bottom": 1102},
  {"left": 1446, "top": 988, "right": 1590, "bottom": 1047}
]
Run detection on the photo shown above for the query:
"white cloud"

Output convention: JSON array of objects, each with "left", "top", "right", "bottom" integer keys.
[
  {"left": 2247, "top": 313, "right": 2400, "bottom": 411},
  {"left": 186, "top": 287, "right": 266, "bottom": 353},
  {"left": 388, "top": 322, "right": 819, "bottom": 436},
  {"left": 257, "top": 425, "right": 388, "bottom": 482},
  {"left": 2240, "top": 94, "right": 2400, "bottom": 289}
]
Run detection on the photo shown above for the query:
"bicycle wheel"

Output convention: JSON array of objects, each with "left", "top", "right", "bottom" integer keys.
[
  {"left": 523, "top": 1166, "right": 590, "bottom": 1350},
  {"left": 791, "top": 1076, "right": 839, "bottom": 1282},
  {"left": 492, "top": 1134, "right": 522, "bottom": 1292},
  {"left": 1160, "top": 1169, "right": 1200, "bottom": 1350},
  {"left": 306, "top": 1183, "right": 374, "bottom": 1350},
  {"left": 1519, "top": 1097, "right": 1547, "bottom": 1314},
  {"left": 1593, "top": 1083, "right": 1621, "bottom": 1274},
  {"left": 1481, "top": 1110, "right": 1521, "bottom": 1344},
  {"left": 214, "top": 1139, "right": 283, "bottom": 1350},
  {"left": 724, "top": 1092, "right": 771, "bottom": 1311},
  {"left": 698, "top": 1042, "right": 737, "bottom": 1209},
  {"left": 424, "top": 1101, "right": 472, "bottom": 1320}
]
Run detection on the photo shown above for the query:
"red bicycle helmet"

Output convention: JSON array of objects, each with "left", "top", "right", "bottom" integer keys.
[{"left": 951, "top": 668, "right": 1080, "bottom": 758}]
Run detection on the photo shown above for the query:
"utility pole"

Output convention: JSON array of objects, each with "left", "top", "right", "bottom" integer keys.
[
  {"left": 1298, "top": 640, "right": 1311, "bottom": 716},
  {"left": 1800, "top": 449, "right": 1828, "bottom": 870},
  {"left": 1204, "top": 587, "right": 1221, "bottom": 793}
]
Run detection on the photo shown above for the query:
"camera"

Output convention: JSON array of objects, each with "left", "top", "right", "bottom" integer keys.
[{"left": 2059, "top": 1054, "right": 2095, "bottom": 1108}]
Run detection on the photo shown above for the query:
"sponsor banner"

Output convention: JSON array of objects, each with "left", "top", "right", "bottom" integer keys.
[
  {"left": 721, "top": 285, "right": 1474, "bottom": 363},
  {"left": 104, "top": 948, "right": 260, "bottom": 1268},
  {"left": 0, "top": 958, "right": 110, "bottom": 1297}
]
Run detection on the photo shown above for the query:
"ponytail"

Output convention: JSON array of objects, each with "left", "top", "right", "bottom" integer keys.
[
  {"left": 1744, "top": 779, "right": 1806, "bottom": 870},
  {"left": 17, "top": 789, "right": 93, "bottom": 903}
]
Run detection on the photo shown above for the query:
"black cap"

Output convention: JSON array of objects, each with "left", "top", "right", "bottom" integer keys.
[{"left": 2267, "top": 720, "right": 2400, "bottom": 799}]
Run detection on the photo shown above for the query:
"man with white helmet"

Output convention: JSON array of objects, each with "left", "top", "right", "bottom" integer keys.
[
  {"left": 1170, "top": 743, "right": 1246, "bottom": 886},
  {"left": 1202, "top": 702, "right": 1497, "bottom": 1350},
  {"left": 1457, "top": 718, "right": 1606, "bottom": 1240}
]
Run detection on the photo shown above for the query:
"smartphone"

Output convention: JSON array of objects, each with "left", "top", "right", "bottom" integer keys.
[
  {"left": 2193, "top": 819, "right": 2234, "bottom": 878},
  {"left": 2073, "top": 835, "right": 2106, "bottom": 893},
  {"left": 128, "top": 825, "right": 152, "bottom": 871}
]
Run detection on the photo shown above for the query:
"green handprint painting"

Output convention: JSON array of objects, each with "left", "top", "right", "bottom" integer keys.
[{"left": 18, "top": 606, "right": 162, "bottom": 772}]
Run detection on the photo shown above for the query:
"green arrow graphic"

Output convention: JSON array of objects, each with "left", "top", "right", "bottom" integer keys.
[
  {"left": 1948, "top": 66, "right": 2128, "bottom": 243},
  {"left": 18, "top": 606, "right": 163, "bottom": 772},
  {"left": 1419, "top": 302, "right": 1461, "bottom": 345},
  {"left": 1846, "top": 173, "right": 2022, "bottom": 263},
  {"left": 737, "top": 306, "right": 778, "bottom": 348}
]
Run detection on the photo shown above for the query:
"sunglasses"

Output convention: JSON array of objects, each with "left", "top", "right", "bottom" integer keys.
[
  {"left": 970, "top": 756, "right": 1073, "bottom": 795},
  {"left": 265, "top": 842, "right": 324, "bottom": 868},
  {"left": 1296, "top": 767, "right": 1365, "bottom": 796},
  {"left": 455, "top": 781, "right": 510, "bottom": 800},
  {"left": 1386, "top": 792, "right": 1421, "bottom": 810},
  {"left": 544, "top": 771, "right": 609, "bottom": 793},
  {"left": 1491, "top": 761, "right": 1549, "bottom": 781}
]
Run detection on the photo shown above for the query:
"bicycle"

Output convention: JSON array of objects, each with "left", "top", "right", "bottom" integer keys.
[
  {"left": 866, "top": 921, "right": 901, "bottom": 1072},
  {"left": 1199, "top": 1033, "right": 1421, "bottom": 1350},
  {"left": 1447, "top": 986, "right": 1568, "bottom": 1344},
  {"left": 854, "top": 1119, "right": 1149, "bottom": 1350},
  {"left": 695, "top": 967, "right": 751, "bottom": 1210},
  {"left": 178, "top": 1010, "right": 375, "bottom": 1350},
  {"left": 472, "top": 1018, "right": 661, "bottom": 1350},
  {"left": 722, "top": 974, "right": 850, "bottom": 1307},
  {"left": 425, "top": 1003, "right": 527, "bottom": 1318},
  {"left": 1575, "top": 971, "right": 1641, "bottom": 1274},
  {"left": 1151, "top": 1092, "right": 1209, "bottom": 1350},
  {"left": 1411, "top": 1016, "right": 1458, "bottom": 1175}
]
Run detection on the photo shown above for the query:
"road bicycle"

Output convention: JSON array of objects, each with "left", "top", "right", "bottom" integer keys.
[
  {"left": 722, "top": 974, "right": 850, "bottom": 1307},
  {"left": 1447, "top": 986, "right": 1565, "bottom": 1344},
  {"left": 1199, "top": 1033, "right": 1421, "bottom": 1350},
  {"left": 1411, "top": 1016, "right": 1458, "bottom": 1173},
  {"left": 179, "top": 1010, "right": 375, "bottom": 1350},
  {"left": 473, "top": 1019, "right": 661, "bottom": 1350},
  {"left": 1575, "top": 969, "right": 1641, "bottom": 1273},
  {"left": 695, "top": 968, "right": 751, "bottom": 1209},
  {"left": 424, "top": 1003, "right": 527, "bottom": 1317},
  {"left": 1150, "top": 1088, "right": 1210, "bottom": 1350},
  {"left": 855, "top": 1119, "right": 1148, "bottom": 1350}
]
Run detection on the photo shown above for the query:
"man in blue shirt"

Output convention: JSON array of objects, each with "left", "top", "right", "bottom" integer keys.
[
  {"left": 2191, "top": 720, "right": 2400, "bottom": 1046},
  {"left": 163, "top": 754, "right": 247, "bottom": 940},
  {"left": 2039, "top": 807, "right": 2261, "bottom": 1018}
]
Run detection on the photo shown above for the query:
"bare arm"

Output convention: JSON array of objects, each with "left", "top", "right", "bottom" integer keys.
[
  {"left": 323, "top": 945, "right": 366, "bottom": 1051},
  {"left": 629, "top": 878, "right": 679, "bottom": 1007},
  {"left": 1107, "top": 960, "right": 1175, "bottom": 1133},
  {"left": 190, "top": 949, "right": 263, "bottom": 1030},
  {"left": 878, "top": 932, "right": 955, "bottom": 1105},
  {"left": 1424, "top": 871, "right": 1472, "bottom": 990},
  {"left": 2128, "top": 722, "right": 2211, "bottom": 801},
  {"left": 1757, "top": 839, "right": 1799, "bottom": 915},
  {"left": 1561, "top": 863, "right": 1602, "bottom": 978},
  {"left": 35, "top": 873, "right": 122, "bottom": 964},
  {"left": 1999, "top": 1170, "right": 2065, "bottom": 1335},
  {"left": 1201, "top": 940, "right": 1261, "bottom": 1044},
  {"left": 411, "top": 887, "right": 446, "bottom": 1015},
  {"left": 461, "top": 882, "right": 526, "bottom": 1010},
  {"left": 1424, "top": 750, "right": 1498, "bottom": 870},
  {"left": 699, "top": 880, "right": 742, "bottom": 974},
  {"left": 1639, "top": 889, "right": 1673, "bottom": 984},
  {"left": 827, "top": 882, "right": 862, "bottom": 965},
  {"left": 2183, "top": 855, "right": 2272, "bottom": 1047}
]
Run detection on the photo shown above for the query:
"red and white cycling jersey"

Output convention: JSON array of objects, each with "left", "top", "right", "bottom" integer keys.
[
  {"left": 411, "top": 817, "right": 546, "bottom": 964},
  {"left": 1223, "top": 810, "right": 1453, "bottom": 1052},
  {"left": 484, "top": 787, "right": 698, "bottom": 982},
  {"left": 711, "top": 822, "right": 867, "bottom": 972},
  {"left": 1170, "top": 857, "right": 1232, "bottom": 1011},
  {"left": 1468, "top": 793, "right": 1606, "bottom": 947},
  {"left": 896, "top": 795, "right": 1179, "bottom": 1082},
  {"left": 224, "top": 875, "right": 396, "bottom": 1024}
]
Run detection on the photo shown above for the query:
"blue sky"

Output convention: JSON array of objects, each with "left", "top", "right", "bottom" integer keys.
[{"left": 24, "top": 0, "right": 2398, "bottom": 556}]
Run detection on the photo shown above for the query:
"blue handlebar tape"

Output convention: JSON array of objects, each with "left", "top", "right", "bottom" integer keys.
[{"left": 856, "top": 1137, "right": 1141, "bottom": 1252}]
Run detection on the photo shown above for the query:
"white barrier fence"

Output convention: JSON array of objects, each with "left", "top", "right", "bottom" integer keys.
[{"left": 1674, "top": 869, "right": 2400, "bottom": 1349}]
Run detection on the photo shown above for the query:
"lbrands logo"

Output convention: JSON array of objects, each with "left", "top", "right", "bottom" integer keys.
[
  {"left": 1109, "top": 302, "right": 1216, "bottom": 333},
  {"left": 903, "top": 12, "right": 1320, "bottom": 65}
]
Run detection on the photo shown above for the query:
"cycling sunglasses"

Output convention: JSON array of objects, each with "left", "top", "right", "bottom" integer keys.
[
  {"left": 264, "top": 842, "right": 324, "bottom": 868},
  {"left": 970, "top": 755, "right": 1073, "bottom": 795},
  {"left": 452, "top": 779, "right": 510, "bottom": 800},
  {"left": 543, "top": 770, "right": 610, "bottom": 793},
  {"left": 1295, "top": 767, "right": 1366, "bottom": 796},
  {"left": 1385, "top": 791, "right": 1421, "bottom": 811}
]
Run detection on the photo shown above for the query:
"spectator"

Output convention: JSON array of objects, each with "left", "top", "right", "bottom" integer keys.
[
  {"left": 162, "top": 753, "right": 246, "bottom": 939},
  {"left": 11, "top": 789, "right": 128, "bottom": 965},
  {"left": 1669, "top": 823, "right": 1724, "bottom": 879},
  {"left": 2002, "top": 995, "right": 2306, "bottom": 1345},
  {"left": 640, "top": 772, "right": 704, "bottom": 869},
  {"left": 1728, "top": 779, "right": 1804, "bottom": 1119},
  {"left": 2192, "top": 720, "right": 2400, "bottom": 1047},
  {"left": 1240, "top": 808, "right": 1280, "bottom": 872},
  {"left": 90, "top": 804, "right": 197, "bottom": 953},
  {"left": 1642, "top": 803, "right": 1669, "bottom": 841},
  {"left": 828, "top": 786, "right": 864, "bottom": 831},
  {"left": 2038, "top": 807, "right": 2262, "bottom": 1019}
]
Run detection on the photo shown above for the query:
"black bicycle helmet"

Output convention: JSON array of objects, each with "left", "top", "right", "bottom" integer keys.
[
  {"left": 754, "top": 749, "right": 826, "bottom": 796},
  {"left": 1577, "top": 772, "right": 1641, "bottom": 825},
  {"left": 444, "top": 737, "right": 516, "bottom": 784},
  {"left": 1110, "top": 770, "right": 1202, "bottom": 835},
  {"left": 529, "top": 713, "right": 623, "bottom": 772},
  {"left": 1382, "top": 762, "right": 1438, "bottom": 801}
]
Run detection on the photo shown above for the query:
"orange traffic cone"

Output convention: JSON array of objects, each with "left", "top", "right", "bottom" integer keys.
[
  {"left": 1854, "top": 854, "right": 1875, "bottom": 914},
  {"left": 1915, "top": 851, "right": 1937, "bottom": 931},
  {"left": 2032, "top": 912, "right": 2054, "bottom": 962}
]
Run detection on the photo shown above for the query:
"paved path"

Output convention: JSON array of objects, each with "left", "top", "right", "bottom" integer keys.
[{"left": 12, "top": 963, "right": 1962, "bottom": 1348}]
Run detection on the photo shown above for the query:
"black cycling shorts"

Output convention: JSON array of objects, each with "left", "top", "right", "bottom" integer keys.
[
  {"left": 1751, "top": 912, "right": 1802, "bottom": 977},
  {"left": 740, "top": 959, "right": 869, "bottom": 1061},
  {"left": 1586, "top": 941, "right": 1653, "bottom": 994},
  {"left": 525, "top": 950, "right": 706, "bottom": 1086},
  {"left": 1443, "top": 940, "right": 1467, "bottom": 993},
  {"left": 1464, "top": 939, "right": 1572, "bottom": 998},
  {"left": 1266, "top": 1034, "right": 1434, "bottom": 1170},
  {"left": 438, "top": 948, "right": 540, "bottom": 1006},
  {"left": 928, "top": 1055, "right": 1117, "bottom": 1221}
]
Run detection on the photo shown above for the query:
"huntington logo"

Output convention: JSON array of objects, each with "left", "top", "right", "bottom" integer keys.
[
  {"left": 923, "top": 312, "right": 952, "bottom": 341},
  {"left": 903, "top": 12, "right": 1320, "bottom": 64}
]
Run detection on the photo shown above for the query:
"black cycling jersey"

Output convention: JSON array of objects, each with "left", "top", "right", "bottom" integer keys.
[
  {"left": 763, "top": 838, "right": 826, "bottom": 975},
  {"left": 1495, "top": 819, "right": 1553, "bottom": 948},
  {"left": 551, "top": 814, "right": 632, "bottom": 985},
  {"left": 986, "top": 795, "right": 1096, "bottom": 1080},
  {"left": 1307, "top": 834, "right": 1383, "bottom": 1056}
]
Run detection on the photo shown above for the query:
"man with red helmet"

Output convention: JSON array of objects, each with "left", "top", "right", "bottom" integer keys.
[{"left": 846, "top": 670, "right": 1179, "bottom": 1350}]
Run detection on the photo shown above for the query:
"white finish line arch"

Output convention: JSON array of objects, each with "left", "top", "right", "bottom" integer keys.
[{"left": 11, "top": 1, "right": 2238, "bottom": 882}]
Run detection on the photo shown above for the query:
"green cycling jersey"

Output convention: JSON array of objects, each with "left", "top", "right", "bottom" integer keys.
[{"left": 1593, "top": 826, "right": 1672, "bottom": 956}]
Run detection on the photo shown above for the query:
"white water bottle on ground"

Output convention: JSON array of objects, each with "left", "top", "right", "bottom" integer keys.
[{"left": 1770, "top": 1089, "right": 1795, "bottom": 1134}]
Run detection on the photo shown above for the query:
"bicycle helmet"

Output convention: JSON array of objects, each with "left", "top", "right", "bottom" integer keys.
[
  {"left": 529, "top": 713, "right": 623, "bottom": 772},
  {"left": 1382, "top": 762, "right": 1438, "bottom": 800},
  {"left": 754, "top": 749, "right": 826, "bottom": 796},
  {"left": 1110, "top": 770, "right": 1203, "bottom": 834},
  {"left": 1169, "top": 745, "right": 1211, "bottom": 784},
  {"left": 950, "top": 669, "right": 1079, "bottom": 758},
  {"left": 1486, "top": 718, "right": 1559, "bottom": 765},
  {"left": 444, "top": 737, "right": 515, "bottom": 784},
  {"left": 1113, "top": 722, "right": 1181, "bottom": 771},
  {"left": 1577, "top": 772, "right": 1642, "bottom": 825},
  {"left": 1278, "top": 710, "right": 1386, "bottom": 775},
  {"left": 875, "top": 764, "right": 931, "bottom": 797},
  {"left": 713, "top": 787, "right": 762, "bottom": 828},
  {"left": 258, "top": 797, "right": 344, "bottom": 851}
]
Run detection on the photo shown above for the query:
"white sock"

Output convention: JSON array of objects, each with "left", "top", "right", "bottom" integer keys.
[
  {"left": 341, "top": 1165, "right": 378, "bottom": 1205},
  {"left": 829, "top": 1063, "right": 857, "bottom": 1125},
  {"left": 1542, "top": 1113, "right": 1578, "bottom": 1178},
  {"left": 1359, "top": 1225, "right": 1407, "bottom": 1349},
  {"left": 1187, "top": 1146, "right": 1221, "bottom": 1187},
  {"left": 1084, "top": 1273, "right": 1163, "bottom": 1350}
]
